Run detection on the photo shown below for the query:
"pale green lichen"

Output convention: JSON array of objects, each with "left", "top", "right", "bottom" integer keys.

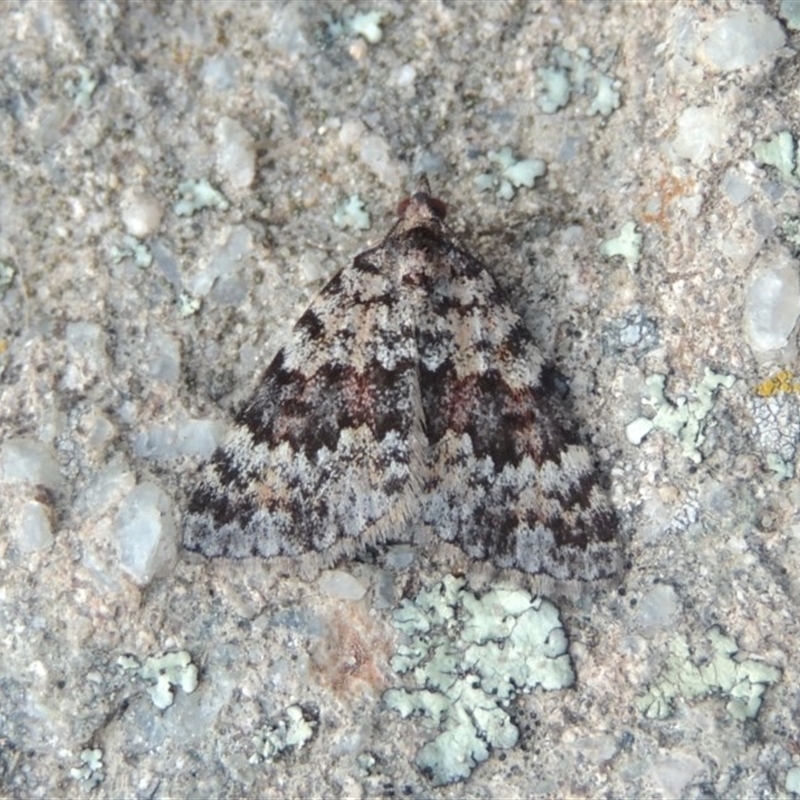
[
  {"left": 118, "top": 650, "right": 199, "bottom": 710},
  {"left": 329, "top": 10, "right": 387, "bottom": 44},
  {"left": 177, "top": 292, "right": 202, "bottom": 318},
  {"left": 110, "top": 235, "right": 153, "bottom": 268},
  {"left": 384, "top": 576, "right": 574, "bottom": 786},
  {"left": 786, "top": 765, "right": 800, "bottom": 794},
  {"left": 783, "top": 216, "right": 800, "bottom": 250},
  {"left": 780, "top": 0, "right": 800, "bottom": 30},
  {"left": 537, "top": 45, "right": 621, "bottom": 118},
  {"left": 333, "top": 195, "right": 371, "bottom": 231},
  {"left": 252, "top": 704, "right": 318, "bottom": 762},
  {"left": 69, "top": 748, "right": 104, "bottom": 788},
  {"left": 65, "top": 66, "right": 98, "bottom": 108},
  {"left": 625, "top": 368, "right": 735, "bottom": 463},
  {"left": 766, "top": 451, "right": 794, "bottom": 480},
  {"left": 588, "top": 73, "right": 622, "bottom": 117},
  {"left": 348, "top": 10, "right": 386, "bottom": 44},
  {"left": 636, "top": 627, "right": 781, "bottom": 721},
  {"left": 475, "top": 146, "right": 546, "bottom": 201},
  {"left": 537, "top": 66, "right": 572, "bottom": 113},
  {"left": 754, "top": 131, "right": 797, "bottom": 182},
  {"left": 599, "top": 220, "right": 642, "bottom": 268},
  {"left": 356, "top": 751, "right": 377, "bottom": 774},
  {"left": 174, "top": 180, "right": 230, "bottom": 216}
]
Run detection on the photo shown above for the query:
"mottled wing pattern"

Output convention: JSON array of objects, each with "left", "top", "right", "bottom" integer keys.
[
  {"left": 183, "top": 245, "right": 425, "bottom": 561},
  {"left": 407, "top": 226, "right": 620, "bottom": 581},
  {"left": 183, "top": 181, "right": 620, "bottom": 581}
]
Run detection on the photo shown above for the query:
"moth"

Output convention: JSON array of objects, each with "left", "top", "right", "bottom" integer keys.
[{"left": 183, "top": 177, "right": 620, "bottom": 581}]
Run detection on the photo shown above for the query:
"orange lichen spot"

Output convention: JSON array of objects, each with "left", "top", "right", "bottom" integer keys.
[
  {"left": 641, "top": 173, "right": 697, "bottom": 230},
  {"left": 755, "top": 369, "right": 800, "bottom": 397},
  {"left": 311, "top": 604, "right": 393, "bottom": 697}
]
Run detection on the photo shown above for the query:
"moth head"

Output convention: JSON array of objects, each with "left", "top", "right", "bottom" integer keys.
[{"left": 397, "top": 173, "right": 448, "bottom": 225}]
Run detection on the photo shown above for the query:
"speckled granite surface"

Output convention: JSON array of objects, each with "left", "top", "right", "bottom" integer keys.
[{"left": 1, "top": 1, "right": 799, "bottom": 797}]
